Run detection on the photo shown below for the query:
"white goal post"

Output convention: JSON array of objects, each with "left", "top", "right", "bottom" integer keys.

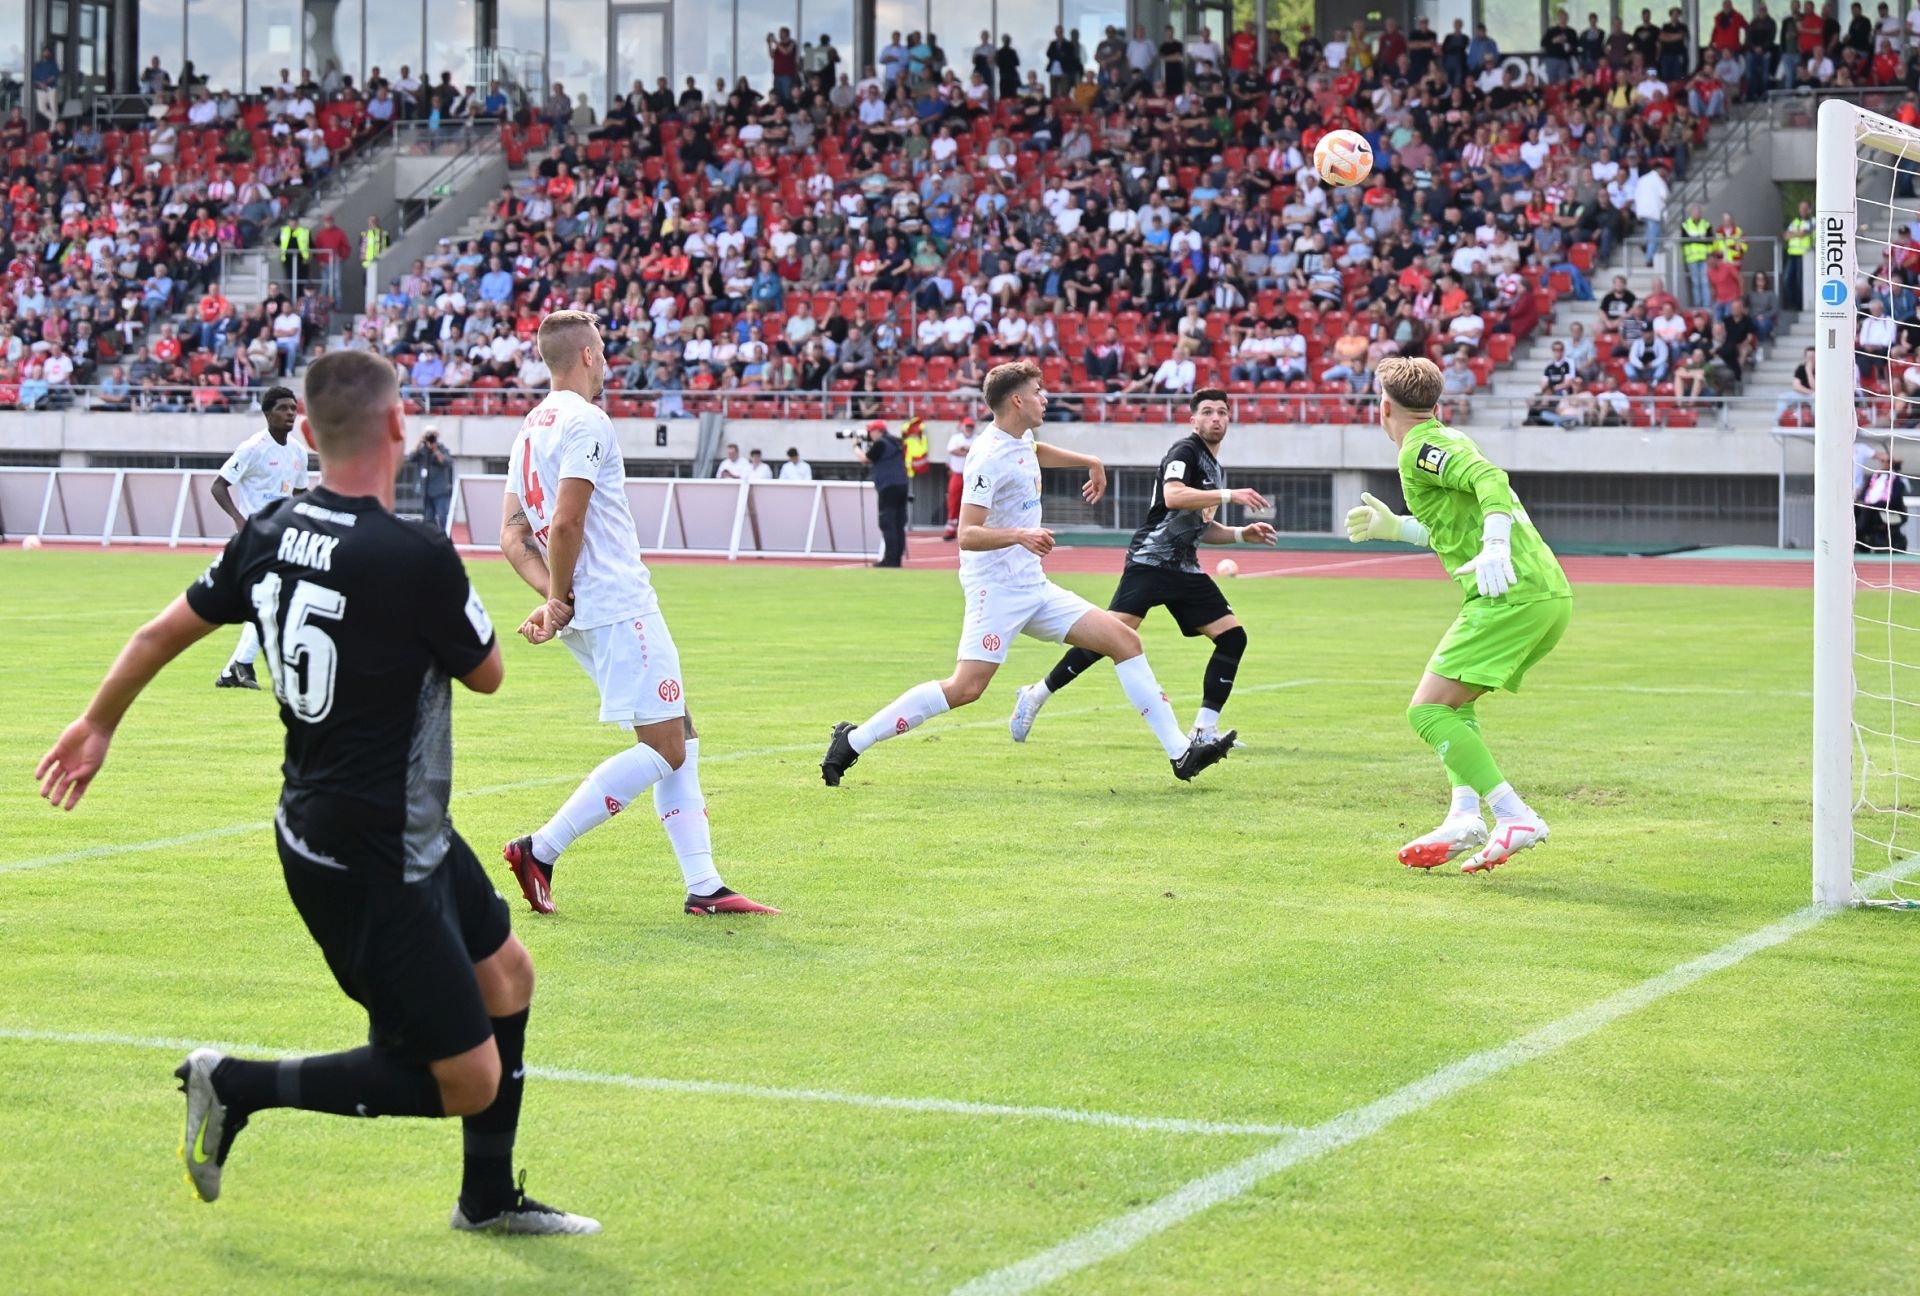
[{"left": 1813, "top": 99, "right": 1920, "bottom": 907}]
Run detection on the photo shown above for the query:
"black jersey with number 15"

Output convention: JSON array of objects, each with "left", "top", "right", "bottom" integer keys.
[
  {"left": 1128, "top": 434, "right": 1222, "bottom": 574},
  {"left": 184, "top": 486, "right": 497, "bottom": 882}
]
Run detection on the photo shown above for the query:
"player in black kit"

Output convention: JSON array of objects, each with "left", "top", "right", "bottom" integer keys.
[
  {"left": 34, "top": 351, "right": 598, "bottom": 1235},
  {"left": 1008, "top": 388, "right": 1277, "bottom": 745}
]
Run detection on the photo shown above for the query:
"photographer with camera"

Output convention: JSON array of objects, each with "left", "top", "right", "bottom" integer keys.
[
  {"left": 408, "top": 424, "right": 454, "bottom": 530},
  {"left": 842, "top": 420, "right": 909, "bottom": 567}
]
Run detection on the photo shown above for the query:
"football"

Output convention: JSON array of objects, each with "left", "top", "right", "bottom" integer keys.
[
  {"left": 21, "top": 535, "right": 41, "bottom": 550},
  {"left": 1313, "top": 129, "right": 1373, "bottom": 187},
  {"left": 1216, "top": 557, "right": 1239, "bottom": 578}
]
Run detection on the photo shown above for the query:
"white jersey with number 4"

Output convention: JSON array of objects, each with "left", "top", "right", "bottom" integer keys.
[
  {"left": 958, "top": 426, "right": 1046, "bottom": 591},
  {"left": 507, "top": 389, "right": 657, "bottom": 628},
  {"left": 219, "top": 429, "right": 309, "bottom": 518}
]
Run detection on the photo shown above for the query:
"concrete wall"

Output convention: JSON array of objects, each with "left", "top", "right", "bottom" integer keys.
[{"left": 0, "top": 411, "right": 1790, "bottom": 476}]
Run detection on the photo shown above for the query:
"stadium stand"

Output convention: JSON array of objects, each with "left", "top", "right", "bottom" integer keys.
[
  {"left": 333, "top": 13, "right": 1779, "bottom": 428},
  {"left": 0, "top": 68, "right": 381, "bottom": 413}
]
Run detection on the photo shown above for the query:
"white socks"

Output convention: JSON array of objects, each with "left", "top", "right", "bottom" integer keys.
[
  {"left": 1194, "top": 706, "right": 1221, "bottom": 734},
  {"left": 1114, "top": 655, "right": 1188, "bottom": 759},
  {"left": 850, "top": 680, "right": 951, "bottom": 753},
  {"left": 653, "top": 739, "right": 722, "bottom": 895},
  {"left": 1449, "top": 785, "right": 1482, "bottom": 819},
  {"left": 532, "top": 741, "right": 674, "bottom": 863},
  {"left": 230, "top": 623, "right": 260, "bottom": 667},
  {"left": 1487, "top": 781, "right": 1532, "bottom": 821}
]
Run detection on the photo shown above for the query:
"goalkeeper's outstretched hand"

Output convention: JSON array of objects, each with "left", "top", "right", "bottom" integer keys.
[
  {"left": 1455, "top": 538, "right": 1517, "bottom": 598},
  {"left": 1345, "top": 492, "right": 1401, "bottom": 543}
]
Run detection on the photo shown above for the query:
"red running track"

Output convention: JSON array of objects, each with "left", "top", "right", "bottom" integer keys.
[{"left": 8, "top": 534, "right": 1817, "bottom": 589}]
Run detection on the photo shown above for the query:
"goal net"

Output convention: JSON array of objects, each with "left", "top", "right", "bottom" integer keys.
[{"left": 1815, "top": 99, "right": 1920, "bottom": 907}]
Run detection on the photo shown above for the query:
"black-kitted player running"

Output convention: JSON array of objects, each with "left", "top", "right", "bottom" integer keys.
[
  {"left": 34, "top": 351, "right": 598, "bottom": 1236},
  {"left": 1009, "top": 388, "right": 1277, "bottom": 745}
]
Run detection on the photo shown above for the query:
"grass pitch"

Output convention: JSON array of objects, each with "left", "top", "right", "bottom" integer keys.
[{"left": 2, "top": 548, "right": 1916, "bottom": 1295}]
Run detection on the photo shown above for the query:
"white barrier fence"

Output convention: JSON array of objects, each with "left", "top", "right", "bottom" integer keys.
[
  {"left": 1, "top": 468, "right": 884, "bottom": 563},
  {"left": 455, "top": 475, "right": 882, "bottom": 561},
  {"left": 0, "top": 467, "right": 246, "bottom": 545}
]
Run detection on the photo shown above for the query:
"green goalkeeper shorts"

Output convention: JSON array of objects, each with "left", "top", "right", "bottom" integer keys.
[{"left": 1426, "top": 595, "right": 1572, "bottom": 694}]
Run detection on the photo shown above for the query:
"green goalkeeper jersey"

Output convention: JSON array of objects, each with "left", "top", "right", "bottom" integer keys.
[{"left": 1397, "top": 417, "right": 1572, "bottom": 605}]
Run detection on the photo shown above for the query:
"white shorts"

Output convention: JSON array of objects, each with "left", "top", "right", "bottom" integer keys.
[
  {"left": 561, "top": 612, "right": 686, "bottom": 727},
  {"left": 957, "top": 580, "right": 1098, "bottom": 664}
]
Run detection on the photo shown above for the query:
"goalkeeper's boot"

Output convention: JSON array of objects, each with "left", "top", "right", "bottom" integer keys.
[
  {"left": 820, "top": 722, "right": 859, "bottom": 786},
  {"left": 502, "top": 836, "right": 556, "bottom": 915},
  {"left": 1462, "top": 814, "right": 1551, "bottom": 874},
  {"left": 1171, "top": 730, "right": 1236, "bottom": 781},
  {"left": 175, "top": 1047, "right": 248, "bottom": 1203},
  {"left": 451, "top": 1171, "right": 601, "bottom": 1236},
  {"left": 1399, "top": 815, "right": 1490, "bottom": 870},
  {"left": 1009, "top": 683, "right": 1048, "bottom": 743},
  {"left": 215, "top": 662, "right": 259, "bottom": 690},
  {"left": 685, "top": 886, "right": 781, "bottom": 916}
]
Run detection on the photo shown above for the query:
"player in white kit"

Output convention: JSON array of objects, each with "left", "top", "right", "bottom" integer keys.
[
  {"left": 820, "top": 360, "right": 1237, "bottom": 785},
  {"left": 498, "top": 310, "right": 778, "bottom": 917},
  {"left": 210, "top": 386, "right": 306, "bottom": 690}
]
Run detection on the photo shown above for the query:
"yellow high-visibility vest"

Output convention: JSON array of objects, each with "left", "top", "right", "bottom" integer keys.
[
  {"left": 278, "top": 224, "right": 310, "bottom": 261},
  {"left": 361, "top": 226, "right": 388, "bottom": 267},
  {"left": 1680, "top": 217, "right": 1712, "bottom": 263},
  {"left": 1713, "top": 225, "right": 1746, "bottom": 264},
  {"left": 1785, "top": 217, "right": 1812, "bottom": 257}
]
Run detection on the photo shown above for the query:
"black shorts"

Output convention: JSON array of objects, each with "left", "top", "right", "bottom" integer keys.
[
  {"left": 1109, "top": 561, "right": 1233, "bottom": 636},
  {"left": 277, "top": 828, "right": 511, "bottom": 1065}
]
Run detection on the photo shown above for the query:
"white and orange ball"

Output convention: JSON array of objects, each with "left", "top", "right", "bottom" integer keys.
[
  {"left": 1313, "top": 129, "right": 1373, "bottom": 187},
  {"left": 20, "top": 535, "right": 42, "bottom": 550},
  {"left": 1216, "top": 557, "right": 1239, "bottom": 578}
]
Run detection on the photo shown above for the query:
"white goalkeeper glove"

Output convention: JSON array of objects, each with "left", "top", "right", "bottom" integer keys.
[
  {"left": 1345, "top": 492, "right": 1429, "bottom": 547},
  {"left": 1455, "top": 512, "right": 1517, "bottom": 598}
]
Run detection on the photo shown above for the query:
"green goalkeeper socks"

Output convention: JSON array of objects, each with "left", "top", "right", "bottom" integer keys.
[{"left": 1408, "top": 702, "right": 1505, "bottom": 797}]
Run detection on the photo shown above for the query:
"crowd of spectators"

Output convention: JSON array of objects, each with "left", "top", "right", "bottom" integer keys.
[
  {"left": 338, "top": 6, "right": 1798, "bottom": 423},
  {"left": 0, "top": 50, "right": 419, "bottom": 411}
]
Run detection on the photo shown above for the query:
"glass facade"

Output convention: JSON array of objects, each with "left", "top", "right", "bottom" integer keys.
[
  {"left": 1478, "top": 0, "right": 1544, "bottom": 55},
  {"left": 79, "top": 0, "right": 1199, "bottom": 113},
  {"left": 547, "top": 0, "right": 607, "bottom": 117},
  {"left": 183, "top": 0, "right": 242, "bottom": 89},
  {"left": 425, "top": 0, "right": 478, "bottom": 89},
  {"left": 0, "top": 0, "right": 23, "bottom": 79},
  {"left": 304, "top": 0, "right": 362, "bottom": 88},
  {"left": 875, "top": 0, "right": 925, "bottom": 47},
  {"left": 674, "top": 0, "right": 732, "bottom": 96},
  {"left": 247, "top": 0, "right": 300, "bottom": 90},
  {"left": 371, "top": 0, "right": 425, "bottom": 85},
  {"left": 798, "top": 0, "right": 851, "bottom": 80}
]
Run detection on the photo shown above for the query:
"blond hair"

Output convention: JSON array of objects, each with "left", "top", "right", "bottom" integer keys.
[
  {"left": 983, "top": 359, "right": 1043, "bottom": 411},
  {"left": 537, "top": 309, "right": 602, "bottom": 370},
  {"left": 1375, "top": 356, "right": 1444, "bottom": 413}
]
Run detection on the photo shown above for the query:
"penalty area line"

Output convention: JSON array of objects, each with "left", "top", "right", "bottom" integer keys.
[
  {"left": 949, "top": 859, "right": 1920, "bottom": 1296},
  {"left": 0, "top": 1026, "right": 1300, "bottom": 1139}
]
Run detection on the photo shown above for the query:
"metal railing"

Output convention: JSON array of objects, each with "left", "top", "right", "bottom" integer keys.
[
  {"left": 1768, "top": 85, "right": 1913, "bottom": 131},
  {"left": 1654, "top": 234, "right": 1786, "bottom": 306}
]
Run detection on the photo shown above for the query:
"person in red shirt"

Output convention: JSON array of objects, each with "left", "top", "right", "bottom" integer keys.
[
  {"left": 1798, "top": 4, "right": 1825, "bottom": 55},
  {"left": 197, "top": 287, "right": 229, "bottom": 350},
  {"left": 1873, "top": 36, "right": 1902, "bottom": 85},
  {"left": 1709, "top": 0, "right": 1747, "bottom": 53},
  {"left": 151, "top": 325, "right": 182, "bottom": 364},
  {"left": 1227, "top": 28, "right": 1256, "bottom": 75},
  {"left": 1375, "top": 17, "right": 1407, "bottom": 72},
  {"left": 1706, "top": 252, "right": 1743, "bottom": 317},
  {"left": 545, "top": 164, "right": 575, "bottom": 202},
  {"left": 310, "top": 212, "right": 352, "bottom": 276}
]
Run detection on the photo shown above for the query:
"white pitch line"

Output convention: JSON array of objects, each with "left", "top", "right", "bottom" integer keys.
[
  {"left": 949, "top": 864, "right": 1920, "bottom": 1296},
  {"left": 0, "top": 1026, "right": 1298, "bottom": 1138},
  {"left": 1241, "top": 553, "right": 1431, "bottom": 579}
]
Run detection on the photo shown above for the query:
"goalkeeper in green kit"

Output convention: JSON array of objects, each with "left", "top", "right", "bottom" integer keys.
[{"left": 1345, "top": 357, "right": 1573, "bottom": 873}]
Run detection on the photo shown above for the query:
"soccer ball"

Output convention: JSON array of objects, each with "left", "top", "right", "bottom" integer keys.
[
  {"left": 20, "top": 535, "right": 41, "bottom": 550},
  {"left": 1313, "top": 130, "right": 1373, "bottom": 187},
  {"left": 1216, "top": 558, "right": 1239, "bottom": 578}
]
